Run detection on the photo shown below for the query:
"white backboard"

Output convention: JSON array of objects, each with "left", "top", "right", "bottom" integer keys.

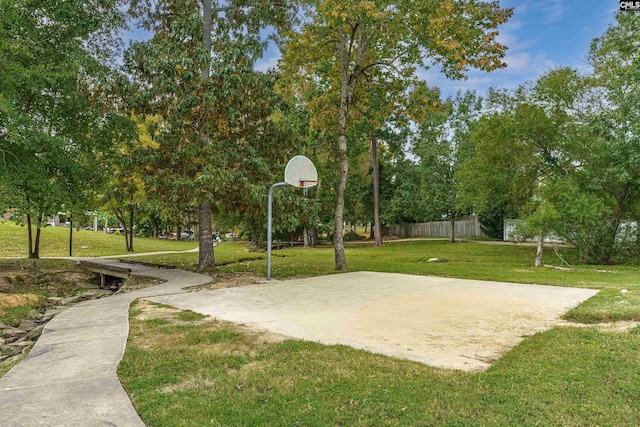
[{"left": 284, "top": 155, "right": 318, "bottom": 188}]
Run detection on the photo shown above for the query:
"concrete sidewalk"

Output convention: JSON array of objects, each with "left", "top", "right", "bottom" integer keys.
[{"left": 0, "top": 260, "right": 212, "bottom": 427}]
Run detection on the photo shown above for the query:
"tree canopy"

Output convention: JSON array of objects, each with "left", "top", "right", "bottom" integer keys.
[
  {"left": 280, "top": 0, "right": 513, "bottom": 270},
  {"left": 0, "top": 0, "right": 127, "bottom": 257},
  {"left": 125, "top": 0, "right": 293, "bottom": 270},
  {"left": 3, "top": 2, "right": 639, "bottom": 269}
]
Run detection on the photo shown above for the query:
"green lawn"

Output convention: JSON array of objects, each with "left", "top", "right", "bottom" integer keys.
[
  {"left": 119, "top": 301, "right": 640, "bottom": 427},
  {"left": 2, "top": 221, "right": 640, "bottom": 425},
  {"left": 0, "top": 221, "right": 197, "bottom": 257},
  {"left": 118, "top": 239, "right": 640, "bottom": 425}
]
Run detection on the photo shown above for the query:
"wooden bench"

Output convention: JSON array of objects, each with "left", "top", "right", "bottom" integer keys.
[{"left": 78, "top": 261, "right": 132, "bottom": 288}]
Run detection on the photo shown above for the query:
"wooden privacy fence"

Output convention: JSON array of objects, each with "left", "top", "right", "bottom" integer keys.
[{"left": 386, "top": 217, "right": 485, "bottom": 238}]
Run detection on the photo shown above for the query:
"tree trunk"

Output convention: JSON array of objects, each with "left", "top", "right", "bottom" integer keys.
[
  {"left": 34, "top": 226, "right": 41, "bottom": 259},
  {"left": 26, "top": 213, "right": 36, "bottom": 259},
  {"left": 123, "top": 219, "right": 129, "bottom": 251},
  {"left": 371, "top": 132, "right": 383, "bottom": 247},
  {"left": 104, "top": 214, "right": 109, "bottom": 233},
  {"left": 333, "top": 131, "right": 348, "bottom": 270},
  {"left": 333, "top": 120, "right": 349, "bottom": 268},
  {"left": 535, "top": 231, "right": 544, "bottom": 267},
  {"left": 128, "top": 205, "right": 135, "bottom": 252},
  {"left": 333, "top": 26, "right": 351, "bottom": 271},
  {"left": 195, "top": 0, "right": 215, "bottom": 272},
  {"left": 69, "top": 214, "right": 73, "bottom": 257},
  {"left": 196, "top": 202, "right": 215, "bottom": 272},
  {"left": 305, "top": 227, "right": 318, "bottom": 247},
  {"left": 177, "top": 225, "right": 182, "bottom": 241},
  {"left": 153, "top": 222, "right": 158, "bottom": 238},
  {"left": 124, "top": 227, "right": 130, "bottom": 252},
  {"left": 32, "top": 212, "right": 43, "bottom": 259},
  {"left": 449, "top": 213, "right": 455, "bottom": 243},
  {"left": 113, "top": 209, "right": 129, "bottom": 252}
]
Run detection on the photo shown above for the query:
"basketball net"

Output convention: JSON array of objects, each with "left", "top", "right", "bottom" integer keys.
[{"left": 300, "top": 180, "right": 318, "bottom": 196}]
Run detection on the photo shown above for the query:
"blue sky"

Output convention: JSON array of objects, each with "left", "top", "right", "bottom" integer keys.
[
  {"left": 126, "top": 1, "right": 621, "bottom": 100},
  {"left": 413, "top": 0, "right": 620, "bottom": 99}
]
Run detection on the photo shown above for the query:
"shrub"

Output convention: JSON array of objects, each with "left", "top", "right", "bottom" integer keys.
[{"left": 343, "top": 230, "right": 364, "bottom": 241}]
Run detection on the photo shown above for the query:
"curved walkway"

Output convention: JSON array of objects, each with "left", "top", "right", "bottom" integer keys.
[{"left": 0, "top": 259, "right": 212, "bottom": 427}]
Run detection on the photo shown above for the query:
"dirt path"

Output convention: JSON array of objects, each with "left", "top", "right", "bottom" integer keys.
[{"left": 147, "top": 271, "right": 598, "bottom": 372}]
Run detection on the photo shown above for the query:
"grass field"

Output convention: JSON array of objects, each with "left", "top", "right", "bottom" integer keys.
[
  {"left": 119, "top": 301, "right": 640, "bottom": 427},
  {"left": 2, "top": 220, "right": 640, "bottom": 424},
  {"left": 118, "top": 239, "right": 640, "bottom": 426},
  {"left": 0, "top": 221, "right": 197, "bottom": 257}
]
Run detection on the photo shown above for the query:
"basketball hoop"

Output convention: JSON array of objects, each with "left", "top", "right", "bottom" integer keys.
[
  {"left": 300, "top": 180, "right": 318, "bottom": 196},
  {"left": 267, "top": 155, "right": 319, "bottom": 281},
  {"left": 299, "top": 179, "right": 318, "bottom": 188},
  {"left": 285, "top": 156, "right": 318, "bottom": 189}
]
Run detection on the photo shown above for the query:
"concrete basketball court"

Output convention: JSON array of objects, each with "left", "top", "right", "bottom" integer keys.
[{"left": 147, "top": 272, "right": 598, "bottom": 371}]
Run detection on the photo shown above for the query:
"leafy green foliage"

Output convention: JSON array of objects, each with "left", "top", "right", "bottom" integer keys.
[
  {"left": 572, "top": 12, "right": 640, "bottom": 263},
  {"left": 125, "top": 0, "right": 298, "bottom": 266},
  {"left": 456, "top": 14, "right": 640, "bottom": 264},
  {"left": 477, "top": 200, "right": 513, "bottom": 239},
  {"left": 342, "top": 230, "right": 364, "bottom": 241},
  {"left": 0, "top": 0, "right": 128, "bottom": 257},
  {"left": 385, "top": 156, "right": 441, "bottom": 225},
  {"left": 280, "top": 0, "right": 513, "bottom": 269},
  {"left": 411, "top": 91, "right": 481, "bottom": 240}
]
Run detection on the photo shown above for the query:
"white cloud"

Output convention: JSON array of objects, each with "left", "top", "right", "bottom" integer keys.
[
  {"left": 504, "top": 52, "right": 532, "bottom": 71},
  {"left": 540, "top": 0, "right": 564, "bottom": 24},
  {"left": 255, "top": 54, "right": 280, "bottom": 72},
  {"left": 415, "top": 67, "right": 445, "bottom": 87},
  {"left": 416, "top": 67, "right": 495, "bottom": 99},
  {"left": 447, "top": 76, "right": 495, "bottom": 94},
  {"left": 503, "top": 51, "right": 555, "bottom": 75},
  {"left": 415, "top": 15, "right": 557, "bottom": 100},
  {"left": 415, "top": 0, "right": 573, "bottom": 99},
  {"left": 255, "top": 39, "right": 281, "bottom": 72},
  {"left": 496, "top": 19, "right": 529, "bottom": 50}
]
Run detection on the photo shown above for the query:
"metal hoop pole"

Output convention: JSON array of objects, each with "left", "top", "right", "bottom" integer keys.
[{"left": 267, "top": 182, "right": 288, "bottom": 281}]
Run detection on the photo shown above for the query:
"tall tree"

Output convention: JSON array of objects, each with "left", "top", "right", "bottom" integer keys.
[
  {"left": 360, "top": 79, "right": 441, "bottom": 246},
  {"left": 126, "top": 0, "right": 291, "bottom": 271},
  {"left": 456, "top": 69, "right": 587, "bottom": 264},
  {"left": 0, "top": 0, "right": 127, "bottom": 258},
  {"left": 280, "top": 0, "right": 512, "bottom": 270},
  {"left": 99, "top": 116, "right": 156, "bottom": 252},
  {"left": 545, "top": 12, "right": 640, "bottom": 264},
  {"left": 413, "top": 91, "right": 480, "bottom": 242},
  {"left": 507, "top": 20, "right": 640, "bottom": 266}
]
